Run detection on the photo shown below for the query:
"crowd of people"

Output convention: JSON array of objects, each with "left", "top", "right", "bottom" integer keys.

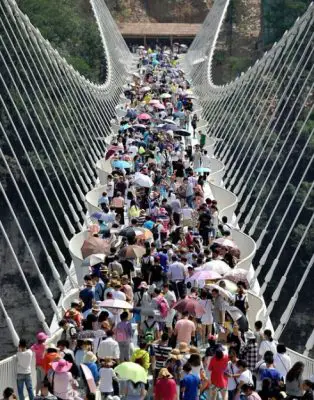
[{"left": 3, "top": 45, "right": 314, "bottom": 400}]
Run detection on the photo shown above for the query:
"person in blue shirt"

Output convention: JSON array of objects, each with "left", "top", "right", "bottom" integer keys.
[
  {"left": 158, "top": 248, "right": 168, "bottom": 272},
  {"left": 98, "top": 191, "right": 109, "bottom": 209},
  {"left": 79, "top": 275, "right": 95, "bottom": 312},
  {"left": 180, "top": 363, "right": 200, "bottom": 400},
  {"left": 83, "top": 351, "right": 99, "bottom": 383},
  {"left": 143, "top": 216, "right": 154, "bottom": 231},
  {"left": 91, "top": 272, "right": 105, "bottom": 301}
]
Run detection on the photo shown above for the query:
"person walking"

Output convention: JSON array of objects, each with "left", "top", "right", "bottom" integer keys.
[{"left": 16, "top": 339, "right": 34, "bottom": 400}]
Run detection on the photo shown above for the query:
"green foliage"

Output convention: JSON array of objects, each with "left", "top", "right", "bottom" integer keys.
[{"left": 17, "top": 0, "right": 104, "bottom": 82}]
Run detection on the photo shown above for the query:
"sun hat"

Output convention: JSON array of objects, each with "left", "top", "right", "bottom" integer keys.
[
  {"left": 138, "top": 281, "right": 149, "bottom": 289},
  {"left": 83, "top": 351, "right": 97, "bottom": 364},
  {"left": 245, "top": 331, "right": 255, "bottom": 340},
  {"left": 178, "top": 342, "right": 190, "bottom": 353},
  {"left": 169, "top": 349, "right": 183, "bottom": 360},
  {"left": 189, "top": 346, "right": 200, "bottom": 354},
  {"left": 158, "top": 368, "right": 173, "bottom": 379},
  {"left": 100, "top": 356, "right": 114, "bottom": 366},
  {"left": 51, "top": 359, "right": 72, "bottom": 373},
  {"left": 36, "top": 332, "right": 49, "bottom": 341}
]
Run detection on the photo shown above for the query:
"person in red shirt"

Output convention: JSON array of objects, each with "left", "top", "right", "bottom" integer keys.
[
  {"left": 208, "top": 348, "right": 229, "bottom": 400},
  {"left": 154, "top": 368, "right": 177, "bottom": 400},
  {"left": 185, "top": 227, "right": 194, "bottom": 247}
]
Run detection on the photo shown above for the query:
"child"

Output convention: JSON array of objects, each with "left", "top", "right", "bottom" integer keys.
[{"left": 99, "top": 357, "right": 117, "bottom": 400}]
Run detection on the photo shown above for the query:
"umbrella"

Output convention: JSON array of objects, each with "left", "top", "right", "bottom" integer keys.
[
  {"left": 138, "top": 45, "right": 145, "bottom": 49},
  {"left": 119, "top": 124, "right": 131, "bottom": 131},
  {"left": 112, "top": 160, "right": 132, "bottom": 169},
  {"left": 173, "top": 111, "right": 185, "bottom": 119},
  {"left": 158, "top": 123, "right": 178, "bottom": 132},
  {"left": 152, "top": 59, "right": 159, "bottom": 65},
  {"left": 140, "top": 86, "right": 151, "bottom": 93},
  {"left": 217, "top": 279, "right": 238, "bottom": 293},
  {"left": 138, "top": 113, "right": 152, "bottom": 120},
  {"left": 202, "top": 260, "right": 232, "bottom": 275},
  {"left": 180, "top": 44, "right": 188, "bottom": 48},
  {"left": 115, "top": 362, "right": 147, "bottom": 383},
  {"left": 149, "top": 99, "right": 160, "bottom": 105},
  {"left": 119, "top": 226, "right": 136, "bottom": 239},
  {"left": 187, "top": 270, "right": 222, "bottom": 282},
  {"left": 133, "top": 172, "right": 153, "bottom": 188},
  {"left": 82, "top": 254, "right": 106, "bottom": 268},
  {"left": 90, "top": 211, "right": 106, "bottom": 221},
  {"left": 119, "top": 245, "right": 146, "bottom": 259},
  {"left": 214, "top": 238, "right": 239, "bottom": 249},
  {"left": 160, "top": 93, "right": 172, "bottom": 99},
  {"left": 163, "top": 119, "right": 177, "bottom": 125},
  {"left": 80, "top": 364, "right": 97, "bottom": 393},
  {"left": 132, "top": 124, "right": 147, "bottom": 131},
  {"left": 155, "top": 103, "right": 165, "bottom": 110},
  {"left": 206, "top": 284, "right": 234, "bottom": 301},
  {"left": 132, "top": 72, "right": 141, "bottom": 78},
  {"left": 81, "top": 237, "right": 112, "bottom": 258},
  {"left": 174, "top": 129, "right": 191, "bottom": 137},
  {"left": 134, "top": 227, "right": 153, "bottom": 240},
  {"left": 173, "top": 296, "right": 205, "bottom": 317},
  {"left": 99, "top": 299, "right": 133, "bottom": 310},
  {"left": 185, "top": 94, "right": 197, "bottom": 99},
  {"left": 224, "top": 268, "right": 250, "bottom": 289},
  {"left": 195, "top": 167, "right": 211, "bottom": 173},
  {"left": 126, "top": 110, "right": 137, "bottom": 119},
  {"left": 226, "top": 306, "right": 249, "bottom": 332}
]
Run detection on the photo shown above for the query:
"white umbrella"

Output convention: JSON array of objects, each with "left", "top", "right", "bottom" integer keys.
[
  {"left": 202, "top": 260, "right": 232, "bottom": 275},
  {"left": 214, "top": 238, "right": 238, "bottom": 249},
  {"left": 133, "top": 172, "right": 153, "bottom": 188},
  {"left": 160, "top": 93, "right": 172, "bottom": 99},
  {"left": 138, "top": 45, "right": 145, "bottom": 49},
  {"left": 140, "top": 86, "right": 151, "bottom": 93},
  {"left": 206, "top": 284, "right": 234, "bottom": 301},
  {"left": 81, "top": 253, "right": 106, "bottom": 268},
  {"left": 99, "top": 299, "right": 133, "bottom": 310},
  {"left": 163, "top": 119, "right": 177, "bottom": 125}
]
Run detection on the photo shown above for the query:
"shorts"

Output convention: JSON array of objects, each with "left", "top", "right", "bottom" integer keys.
[
  {"left": 165, "top": 309, "right": 176, "bottom": 328},
  {"left": 210, "top": 384, "right": 228, "bottom": 393}
]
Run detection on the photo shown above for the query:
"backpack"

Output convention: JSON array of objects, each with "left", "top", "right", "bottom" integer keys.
[
  {"left": 144, "top": 320, "right": 156, "bottom": 343},
  {"left": 115, "top": 323, "right": 128, "bottom": 342},
  {"left": 151, "top": 223, "right": 159, "bottom": 240},
  {"left": 156, "top": 296, "right": 170, "bottom": 318}
]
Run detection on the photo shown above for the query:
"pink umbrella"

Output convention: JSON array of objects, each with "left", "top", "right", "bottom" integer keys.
[
  {"left": 214, "top": 238, "right": 238, "bottom": 249},
  {"left": 173, "top": 296, "right": 205, "bottom": 317},
  {"left": 155, "top": 103, "right": 165, "bottom": 110},
  {"left": 81, "top": 237, "right": 111, "bottom": 258},
  {"left": 149, "top": 99, "right": 160, "bottom": 105},
  {"left": 138, "top": 113, "right": 152, "bottom": 120},
  {"left": 224, "top": 268, "right": 250, "bottom": 289},
  {"left": 187, "top": 270, "right": 222, "bottom": 282}
]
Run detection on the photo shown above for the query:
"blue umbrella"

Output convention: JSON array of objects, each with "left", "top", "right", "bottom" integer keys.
[
  {"left": 173, "top": 111, "right": 185, "bottom": 119},
  {"left": 90, "top": 212, "right": 107, "bottom": 221},
  {"left": 119, "top": 124, "right": 131, "bottom": 132},
  {"left": 112, "top": 160, "right": 132, "bottom": 169},
  {"left": 159, "top": 124, "right": 180, "bottom": 132},
  {"left": 195, "top": 167, "right": 211, "bottom": 173},
  {"left": 126, "top": 110, "right": 137, "bottom": 119}
]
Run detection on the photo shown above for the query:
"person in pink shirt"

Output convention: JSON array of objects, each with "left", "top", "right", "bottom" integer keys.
[
  {"left": 31, "top": 332, "right": 49, "bottom": 394},
  {"left": 174, "top": 311, "right": 196, "bottom": 346},
  {"left": 208, "top": 348, "right": 229, "bottom": 400}
]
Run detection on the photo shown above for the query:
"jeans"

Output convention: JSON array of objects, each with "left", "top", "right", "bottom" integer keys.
[
  {"left": 17, "top": 373, "right": 34, "bottom": 400},
  {"left": 186, "top": 195, "right": 194, "bottom": 208}
]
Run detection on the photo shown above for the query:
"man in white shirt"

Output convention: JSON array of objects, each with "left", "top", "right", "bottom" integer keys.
[
  {"left": 16, "top": 339, "right": 34, "bottom": 400},
  {"left": 162, "top": 283, "right": 177, "bottom": 336},
  {"left": 128, "top": 142, "right": 139, "bottom": 158},
  {"left": 112, "top": 284, "right": 126, "bottom": 301},
  {"left": 97, "top": 330, "right": 120, "bottom": 361},
  {"left": 273, "top": 344, "right": 291, "bottom": 382},
  {"left": 202, "top": 150, "right": 211, "bottom": 168},
  {"left": 106, "top": 175, "right": 114, "bottom": 203},
  {"left": 167, "top": 255, "right": 187, "bottom": 299}
]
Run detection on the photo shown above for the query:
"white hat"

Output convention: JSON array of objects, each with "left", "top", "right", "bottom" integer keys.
[{"left": 245, "top": 331, "right": 255, "bottom": 340}]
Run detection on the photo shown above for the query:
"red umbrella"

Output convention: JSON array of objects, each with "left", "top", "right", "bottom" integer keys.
[
  {"left": 81, "top": 237, "right": 111, "bottom": 258},
  {"left": 138, "top": 113, "right": 152, "bottom": 120},
  {"left": 173, "top": 296, "right": 205, "bottom": 317}
]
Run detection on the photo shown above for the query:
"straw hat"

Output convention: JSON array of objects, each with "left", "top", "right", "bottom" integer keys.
[
  {"left": 100, "top": 356, "right": 114, "bottom": 367},
  {"left": 83, "top": 351, "right": 97, "bottom": 363},
  {"left": 189, "top": 346, "right": 200, "bottom": 355},
  {"left": 158, "top": 368, "right": 173, "bottom": 379},
  {"left": 169, "top": 349, "right": 183, "bottom": 360},
  {"left": 51, "top": 359, "right": 72, "bottom": 373},
  {"left": 178, "top": 342, "right": 190, "bottom": 353},
  {"left": 47, "top": 343, "right": 58, "bottom": 351}
]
